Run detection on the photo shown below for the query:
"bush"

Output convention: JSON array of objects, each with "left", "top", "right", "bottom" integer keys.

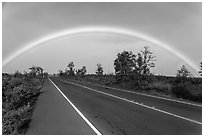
[
  {"left": 2, "top": 74, "right": 44, "bottom": 134},
  {"left": 172, "top": 86, "right": 190, "bottom": 98},
  {"left": 2, "top": 104, "right": 32, "bottom": 134},
  {"left": 147, "top": 82, "right": 172, "bottom": 93},
  {"left": 171, "top": 85, "right": 201, "bottom": 102},
  {"left": 8, "top": 78, "right": 24, "bottom": 89}
]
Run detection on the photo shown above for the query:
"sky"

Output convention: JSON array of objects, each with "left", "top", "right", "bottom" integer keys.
[{"left": 2, "top": 2, "right": 202, "bottom": 76}]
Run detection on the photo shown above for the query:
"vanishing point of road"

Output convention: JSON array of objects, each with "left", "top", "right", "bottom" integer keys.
[{"left": 27, "top": 77, "right": 202, "bottom": 135}]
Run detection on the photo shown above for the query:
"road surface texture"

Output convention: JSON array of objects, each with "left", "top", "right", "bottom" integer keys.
[
  {"left": 26, "top": 79, "right": 98, "bottom": 135},
  {"left": 50, "top": 77, "right": 202, "bottom": 135}
]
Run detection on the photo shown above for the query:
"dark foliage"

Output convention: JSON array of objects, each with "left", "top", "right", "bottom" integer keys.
[
  {"left": 2, "top": 73, "right": 44, "bottom": 134},
  {"left": 172, "top": 85, "right": 202, "bottom": 102}
]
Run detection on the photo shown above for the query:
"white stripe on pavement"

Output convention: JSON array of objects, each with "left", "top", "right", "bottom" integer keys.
[
  {"left": 100, "top": 85, "right": 202, "bottom": 107},
  {"left": 49, "top": 78, "right": 102, "bottom": 135},
  {"left": 72, "top": 80, "right": 201, "bottom": 107},
  {"left": 61, "top": 80, "right": 202, "bottom": 125}
]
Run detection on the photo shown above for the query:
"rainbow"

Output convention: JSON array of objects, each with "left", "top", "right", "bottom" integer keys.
[{"left": 2, "top": 26, "right": 199, "bottom": 72}]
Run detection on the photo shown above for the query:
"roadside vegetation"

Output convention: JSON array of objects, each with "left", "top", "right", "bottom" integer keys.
[
  {"left": 2, "top": 66, "right": 47, "bottom": 134},
  {"left": 57, "top": 46, "right": 202, "bottom": 103}
]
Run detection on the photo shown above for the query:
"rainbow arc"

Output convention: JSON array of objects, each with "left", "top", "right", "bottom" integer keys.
[{"left": 2, "top": 26, "right": 199, "bottom": 72}]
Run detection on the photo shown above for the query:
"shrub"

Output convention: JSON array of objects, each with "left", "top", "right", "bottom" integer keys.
[
  {"left": 148, "top": 82, "right": 172, "bottom": 93},
  {"left": 2, "top": 74, "right": 43, "bottom": 134},
  {"left": 8, "top": 78, "right": 24, "bottom": 89},
  {"left": 2, "top": 104, "right": 32, "bottom": 135},
  {"left": 171, "top": 84, "right": 202, "bottom": 102},
  {"left": 172, "top": 85, "right": 190, "bottom": 98}
]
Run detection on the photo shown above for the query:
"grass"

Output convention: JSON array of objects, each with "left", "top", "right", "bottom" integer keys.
[{"left": 2, "top": 73, "right": 44, "bottom": 135}]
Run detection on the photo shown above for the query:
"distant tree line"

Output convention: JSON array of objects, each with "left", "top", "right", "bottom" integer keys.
[
  {"left": 12, "top": 66, "right": 48, "bottom": 79},
  {"left": 57, "top": 46, "right": 201, "bottom": 87},
  {"left": 58, "top": 61, "right": 105, "bottom": 77},
  {"left": 57, "top": 46, "right": 157, "bottom": 88}
]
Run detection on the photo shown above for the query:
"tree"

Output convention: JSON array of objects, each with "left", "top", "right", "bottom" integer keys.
[
  {"left": 114, "top": 51, "right": 136, "bottom": 81},
  {"left": 176, "top": 65, "right": 192, "bottom": 84},
  {"left": 135, "top": 53, "right": 143, "bottom": 74},
  {"left": 176, "top": 65, "right": 191, "bottom": 78},
  {"left": 172, "top": 65, "right": 194, "bottom": 100},
  {"left": 36, "top": 67, "right": 44, "bottom": 77},
  {"left": 58, "top": 70, "right": 64, "bottom": 76},
  {"left": 137, "top": 46, "right": 156, "bottom": 75},
  {"left": 76, "top": 66, "right": 87, "bottom": 76},
  {"left": 96, "top": 63, "right": 103, "bottom": 76},
  {"left": 29, "top": 66, "right": 44, "bottom": 77},
  {"left": 67, "top": 61, "right": 75, "bottom": 76},
  {"left": 81, "top": 66, "right": 87, "bottom": 75},
  {"left": 29, "top": 66, "right": 37, "bottom": 77},
  {"left": 199, "top": 62, "right": 202, "bottom": 76}
]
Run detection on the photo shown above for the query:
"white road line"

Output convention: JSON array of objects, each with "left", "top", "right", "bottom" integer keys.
[
  {"left": 103, "top": 85, "right": 202, "bottom": 107},
  {"left": 49, "top": 78, "right": 102, "bottom": 135},
  {"left": 64, "top": 79, "right": 201, "bottom": 107},
  {"left": 61, "top": 80, "right": 202, "bottom": 125}
]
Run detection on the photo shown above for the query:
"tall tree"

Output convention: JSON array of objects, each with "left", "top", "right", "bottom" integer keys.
[
  {"left": 114, "top": 51, "right": 136, "bottom": 81},
  {"left": 138, "top": 46, "right": 156, "bottom": 75},
  {"left": 67, "top": 61, "right": 75, "bottom": 76},
  {"left": 96, "top": 63, "right": 104, "bottom": 76},
  {"left": 176, "top": 65, "right": 192, "bottom": 84}
]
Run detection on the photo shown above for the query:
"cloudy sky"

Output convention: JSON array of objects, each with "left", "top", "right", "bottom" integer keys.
[{"left": 2, "top": 2, "right": 202, "bottom": 76}]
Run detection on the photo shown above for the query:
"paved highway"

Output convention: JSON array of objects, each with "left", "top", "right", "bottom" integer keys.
[
  {"left": 26, "top": 79, "right": 97, "bottom": 135},
  {"left": 50, "top": 77, "right": 202, "bottom": 135}
]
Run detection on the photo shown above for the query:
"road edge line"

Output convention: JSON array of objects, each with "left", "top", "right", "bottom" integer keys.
[
  {"left": 106, "top": 86, "right": 202, "bottom": 107},
  {"left": 65, "top": 79, "right": 201, "bottom": 107},
  {"left": 48, "top": 78, "right": 102, "bottom": 135},
  {"left": 62, "top": 80, "right": 202, "bottom": 125}
]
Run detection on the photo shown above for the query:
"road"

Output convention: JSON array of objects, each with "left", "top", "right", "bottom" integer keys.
[
  {"left": 26, "top": 79, "right": 97, "bottom": 135},
  {"left": 50, "top": 77, "right": 202, "bottom": 135}
]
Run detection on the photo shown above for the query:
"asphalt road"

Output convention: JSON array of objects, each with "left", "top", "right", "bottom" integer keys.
[
  {"left": 50, "top": 77, "right": 202, "bottom": 135},
  {"left": 26, "top": 79, "right": 97, "bottom": 135}
]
